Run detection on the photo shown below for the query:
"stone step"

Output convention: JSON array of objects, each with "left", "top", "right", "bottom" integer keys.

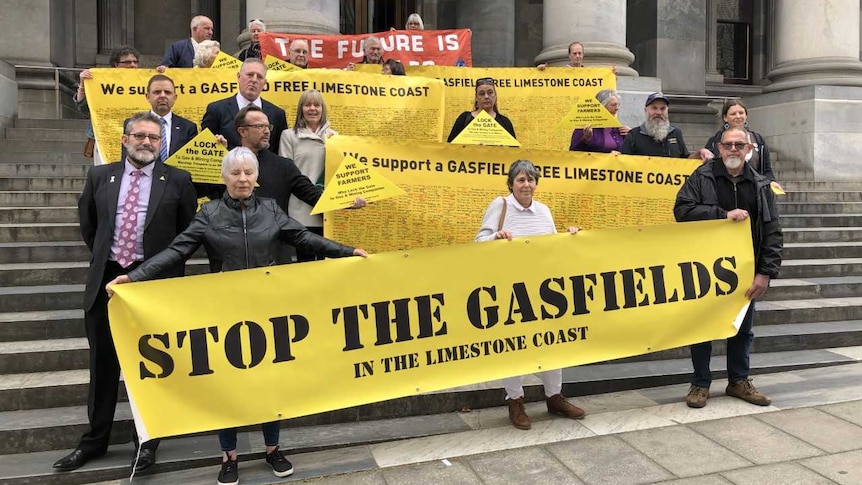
[
  {"left": 5, "top": 128, "right": 86, "bottom": 142},
  {"left": 784, "top": 180, "right": 862, "bottom": 191},
  {"left": 0, "top": 140, "right": 84, "bottom": 154},
  {"left": 0, "top": 242, "right": 89, "bottom": 264},
  {"left": 0, "top": 160, "right": 91, "bottom": 177},
  {"left": 0, "top": 309, "right": 84, "bottom": 342},
  {"left": 0, "top": 260, "right": 210, "bottom": 286},
  {"left": 14, "top": 119, "right": 89, "bottom": 130},
  {"left": 781, "top": 214, "right": 862, "bottom": 228},
  {"left": 755, "top": 297, "right": 862, "bottom": 325},
  {"left": 779, "top": 258, "right": 862, "bottom": 278},
  {"left": 0, "top": 191, "right": 80, "bottom": 207},
  {"left": 0, "top": 207, "right": 79, "bottom": 224},
  {"left": 777, "top": 202, "right": 862, "bottom": 215},
  {"left": 782, "top": 242, "right": 862, "bottom": 260},
  {"left": 0, "top": 337, "right": 89, "bottom": 375},
  {"left": 0, "top": 223, "right": 81, "bottom": 243},
  {"left": 783, "top": 191, "right": 862, "bottom": 203},
  {"left": 0, "top": 152, "right": 92, "bottom": 165},
  {"left": 765, "top": 276, "right": 862, "bottom": 301},
  {"left": 0, "top": 285, "right": 83, "bottom": 313},
  {"left": 0, "top": 347, "right": 856, "bottom": 461},
  {"left": 0, "top": 369, "right": 122, "bottom": 413},
  {"left": 0, "top": 177, "right": 85, "bottom": 191},
  {"left": 782, "top": 227, "right": 862, "bottom": 243},
  {"left": 772, "top": 169, "right": 815, "bottom": 181}
]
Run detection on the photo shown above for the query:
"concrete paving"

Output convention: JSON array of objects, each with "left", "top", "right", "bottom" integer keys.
[{"left": 82, "top": 362, "right": 862, "bottom": 485}]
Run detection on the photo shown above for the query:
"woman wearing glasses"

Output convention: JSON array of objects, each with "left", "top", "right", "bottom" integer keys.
[
  {"left": 447, "top": 77, "right": 517, "bottom": 142},
  {"left": 106, "top": 147, "right": 367, "bottom": 485},
  {"left": 238, "top": 19, "right": 266, "bottom": 61},
  {"left": 278, "top": 89, "right": 338, "bottom": 262},
  {"left": 704, "top": 99, "right": 782, "bottom": 191}
]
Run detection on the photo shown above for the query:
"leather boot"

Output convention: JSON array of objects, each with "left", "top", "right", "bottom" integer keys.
[{"left": 507, "top": 397, "right": 531, "bottom": 430}]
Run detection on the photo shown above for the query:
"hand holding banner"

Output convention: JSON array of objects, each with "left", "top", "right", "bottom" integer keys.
[{"left": 450, "top": 110, "right": 521, "bottom": 147}]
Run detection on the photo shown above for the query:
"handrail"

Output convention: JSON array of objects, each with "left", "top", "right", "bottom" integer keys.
[{"left": 14, "top": 64, "right": 84, "bottom": 119}]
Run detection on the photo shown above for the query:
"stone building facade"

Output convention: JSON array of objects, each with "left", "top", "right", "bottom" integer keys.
[{"left": 1, "top": 0, "right": 860, "bottom": 179}]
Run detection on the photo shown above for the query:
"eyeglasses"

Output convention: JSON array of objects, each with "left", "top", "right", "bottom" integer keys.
[
  {"left": 241, "top": 123, "right": 273, "bottom": 131},
  {"left": 719, "top": 141, "right": 748, "bottom": 150},
  {"left": 116, "top": 59, "right": 139, "bottom": 66},
  {"left": 126, "top": 133, "right": 160, "bottom": 142},
  {"left": 476, "top": 77, "right": 495, "bottom": 86},
  {"left": 291, "top": 49, "right": 309, "bottom": 54}
]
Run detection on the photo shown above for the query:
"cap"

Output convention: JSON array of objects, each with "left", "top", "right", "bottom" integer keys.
[{"left": 645, "top": 92, "right": 670, "bottom": 106}]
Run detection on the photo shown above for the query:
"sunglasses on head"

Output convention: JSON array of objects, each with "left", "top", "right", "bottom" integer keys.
[{"left": 476, "top": 77, "right": 495, "bottom": 86}]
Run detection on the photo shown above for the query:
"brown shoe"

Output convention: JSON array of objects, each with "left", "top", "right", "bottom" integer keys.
[
  {"left": 546, "top": 394, "right": 586, "bottom": 419},
  {"left": 726, "top": 378, "right": 771, "bottom": 406},
  {"left": 507, "top": 398, "right": 531, "bottom": 430},
  {"left": 685, "top": 385, "right": 709, "bottom": 408}
]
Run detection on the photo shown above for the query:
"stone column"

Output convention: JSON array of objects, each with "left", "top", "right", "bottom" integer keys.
[
  {"left": 704, "top": 0, "right": 722, "bottom": 83},
  {"left": 456, "top": 0, "right": 515, "bottom": 67},
  {"left": 535, "top": 0, "right": 636, "bottom": 76},
  {"left": 766, "top": 0, "right": 862, "bottom": 91},
  {"left": 240, "top": 0, "right": 339, "bottom": 50}
]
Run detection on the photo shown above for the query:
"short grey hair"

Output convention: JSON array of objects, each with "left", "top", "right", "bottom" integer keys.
[
  {"left": 249, "top": 19, "right": 266, "bottom": 31},
  {"left": 405, "top": 13, "right": 424, "bottom": 29},
  {"left": 506, "top": 159, "right": 540, "bottom": 190},
  {"left": 193, "top": 40, "right": 220, "bottom": 68},
  {"left": 190, "top": 15, "right": 211, "bottom": 30},
  {"left": 720, "top": 126, "right": 752, "bottom": 144},
  {"left": 595, "top": 89, "right": 619, "bottom": 109},
  {"left": 222, "top": 147, "right": 259, "bottom": 178},
  {"left": 362, "top": 35, "right": 382, "bottom": 50},
  {"left": 124, "top": 112, "right": 162, "bottom": 134}
]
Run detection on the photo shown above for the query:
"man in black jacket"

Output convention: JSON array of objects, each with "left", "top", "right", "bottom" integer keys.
[{"left": 673, "top": 127, "right": 783, "bottom": 409}]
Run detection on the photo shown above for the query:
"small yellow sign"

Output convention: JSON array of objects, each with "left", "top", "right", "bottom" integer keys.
[
  {"left": 310, "top": 154, "right": 405, "bottom": 215},
  {"left": 165, "top": 129, "right": 226, "bottom": 184},
  {"left": 210, "top": 51, "right": 242, "bottom": 70},
  {"left": 450, "top": 110, "right": 520, "bottom": 147},
  {"left": 557, "top": 96, "right": 622, "bottom": 132},
  {"left": 264, "top": 55, "right": 301, "bottom": 72},
  {"left": 771, "top": 183, "right": 786, "bottom": 195}
]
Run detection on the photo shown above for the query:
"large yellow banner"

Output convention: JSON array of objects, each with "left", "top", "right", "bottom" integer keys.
[
  {"left": 358, "top": 65, "right": 616, "bottom": 150},
  {"left": 324, "top": 136, "right": 700, "bottom": 252},
  {"left": 84, "top": 68, "right": 445, "bottom": 164},
  {"left": 109, "top": 219, "right": 753, "bottom": 442}
]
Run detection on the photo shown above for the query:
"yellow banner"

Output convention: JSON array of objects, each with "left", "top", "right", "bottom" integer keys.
[
  {"left": 210, "top": 51, "right": 242, "bottom": 70},
  {"left": 324, "top": 136, "right": 700, "bottom": 253},
  {"left": 109, "top": 219, "right": 753, "bottom": 441},
  {"left": 85, "top": 68, "right": 445, "bottom": 164},
  {"left": 378, "top": 66, "right": 617, "bottom": 150}
]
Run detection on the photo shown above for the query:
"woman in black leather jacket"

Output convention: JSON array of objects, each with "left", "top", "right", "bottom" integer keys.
[{"left": 107, "top": 146, "right": 366, "bottom": 484}]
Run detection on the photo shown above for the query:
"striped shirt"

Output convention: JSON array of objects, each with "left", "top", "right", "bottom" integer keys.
[{"left": 475, "top": 194, "right": 557, "bottom": 242}]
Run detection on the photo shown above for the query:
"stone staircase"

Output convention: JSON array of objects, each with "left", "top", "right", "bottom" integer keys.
[{"left": 1, "top": 120, "right": 861, "bottom": 485}]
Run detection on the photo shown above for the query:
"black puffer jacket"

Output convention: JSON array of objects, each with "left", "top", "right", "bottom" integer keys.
[
  {"left": 128, "top": 192, "right": 355, "bottom": 281},
  {"left": 674, "top": 160, "right": 783, "bottom": 278}
]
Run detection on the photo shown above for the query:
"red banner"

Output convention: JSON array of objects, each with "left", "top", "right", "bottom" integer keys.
[{"left": 259, "top": 29, "right": 472, "bottom": 69}]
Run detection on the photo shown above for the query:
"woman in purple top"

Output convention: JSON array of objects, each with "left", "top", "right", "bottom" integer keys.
[{"left": 569, "top": 90, "right": 630, "bottom": 154}]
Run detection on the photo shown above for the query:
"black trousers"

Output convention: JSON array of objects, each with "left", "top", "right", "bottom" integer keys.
[{"left": 79, "top": 260, "right": 159, "bottom": 455}]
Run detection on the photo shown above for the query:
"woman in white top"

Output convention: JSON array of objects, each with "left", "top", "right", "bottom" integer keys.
[
  {"left": 279, "top": 89, "right": 338, "bottom": 262},
  {"left": 475, "top": 159, "right": 586, "bottom": 430}
]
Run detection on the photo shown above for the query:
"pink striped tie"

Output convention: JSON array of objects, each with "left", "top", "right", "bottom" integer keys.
[{"left": 115, "top": 170, "right": 142, "bottom": 268}]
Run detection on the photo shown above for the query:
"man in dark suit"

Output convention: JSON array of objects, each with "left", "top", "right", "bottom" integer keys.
[
  {"left": 201, "top": 58, "right": 288, "bottom": 154},
  {"left": 53, "top": 112, "right": 197, "bottom": 474},
  {"left": 159, "top": 15, "right": 213, "bottom": 69},
  {"left": 122, "top": 74, "right": 197, "bottom": 161}
]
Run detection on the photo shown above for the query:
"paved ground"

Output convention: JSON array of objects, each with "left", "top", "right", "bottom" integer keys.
[{"left": 89, "top": 360, "right": 862, "bottom": 484}]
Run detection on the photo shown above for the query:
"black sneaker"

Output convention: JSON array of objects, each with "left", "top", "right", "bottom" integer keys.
[
  {"left": 217, "top": 457, "right": 239, "bottom": 485},
  {"left": 265, "top": 446, "right": 294, "bottom": 478}
]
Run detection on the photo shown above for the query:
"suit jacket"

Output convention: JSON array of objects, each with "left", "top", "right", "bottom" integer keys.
[
  {"left": 201, "top": 96, "right": 288, "bottom": 154},
  {"left": 121, "top": 112, "right": 198, "bottom": 161},
  {"left": 78, "top": 160, "right": 197, "bottom": 311},
  {"left": 161, "top": 39, "right": 195, "bottom": 68}
]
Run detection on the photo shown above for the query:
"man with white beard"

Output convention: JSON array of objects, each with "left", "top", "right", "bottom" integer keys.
[
  {"left": 673, "top": 127, "right": 783, "bottom": 409},
  {"left": 621, "top": 92, "right": 713, "bottom": 160}
]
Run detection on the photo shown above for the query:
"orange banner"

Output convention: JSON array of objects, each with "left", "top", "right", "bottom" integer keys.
[{"left": 259, "top": 29, "right": 472, "bottom": 69}]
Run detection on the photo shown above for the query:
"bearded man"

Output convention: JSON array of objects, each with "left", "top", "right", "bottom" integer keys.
[
  {"left": 621, "top": 92, "right": 712, "bottom": 160},
  {"left": 55, "top": 112, "right": 196, "bottom": 474},
  {"left": 673, "top": 126, "right": 783, "bottom": 409}
]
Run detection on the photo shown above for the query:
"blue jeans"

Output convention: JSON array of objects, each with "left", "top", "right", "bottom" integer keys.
[
  {"left": 690, "top": 302, "right": 754, "bottom": 387},
  {"left": 218, "top": 421, "right": 280, "bottom": 452}
]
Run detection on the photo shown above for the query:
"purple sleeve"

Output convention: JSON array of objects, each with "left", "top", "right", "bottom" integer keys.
[{"left": 570, "top": 129, "right": 587, "bottom": 151}]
